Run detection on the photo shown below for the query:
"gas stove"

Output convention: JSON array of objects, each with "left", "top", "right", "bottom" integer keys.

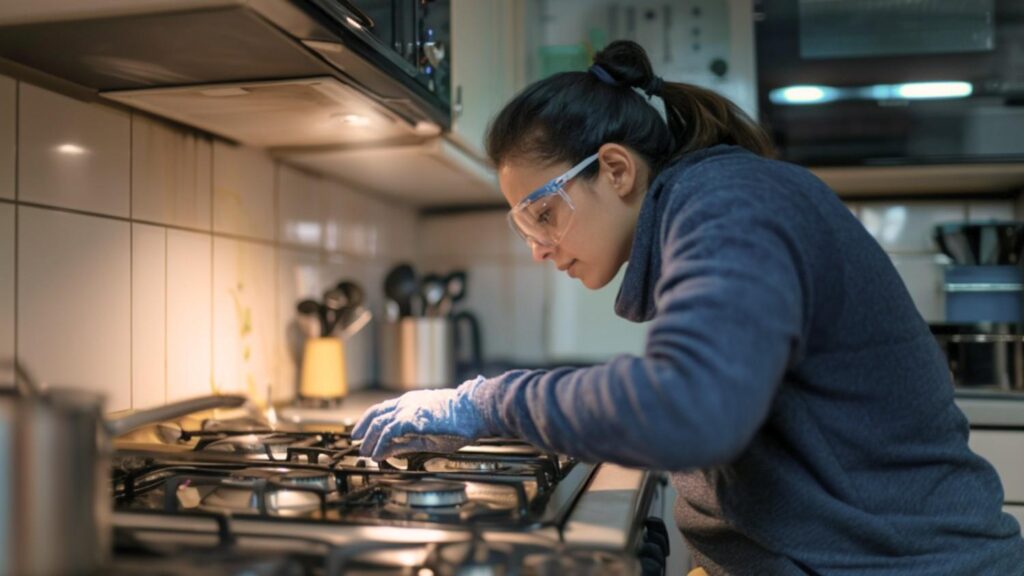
[{"left": 107, "top": 415, "right": 674, "bottom": 575}]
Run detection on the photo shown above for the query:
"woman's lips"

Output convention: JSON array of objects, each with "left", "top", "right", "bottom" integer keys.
[{"left": 566, "top": 260, "right": 578, "bottom": 278}]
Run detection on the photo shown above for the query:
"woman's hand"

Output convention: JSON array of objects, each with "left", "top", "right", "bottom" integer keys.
[{"left": 351, "top": 377, "right": 491, "bottom": 461}]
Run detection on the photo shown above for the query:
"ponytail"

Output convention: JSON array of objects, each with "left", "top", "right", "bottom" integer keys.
[{"left": 486, "top": 40, "right": 774, "bottom": 174}]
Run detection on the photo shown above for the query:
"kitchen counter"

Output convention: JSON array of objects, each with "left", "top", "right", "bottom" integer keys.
[
  {"left": 275, "top": 388, "right": 404, "bottom": 427},
  {"left": 954, "top": 390, "right": 1024, "bottom": 429}
]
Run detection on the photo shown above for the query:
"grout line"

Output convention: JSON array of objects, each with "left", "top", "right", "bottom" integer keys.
[
  {"left": 164, "top": 226, "right": 168, "bottom": 405},
  {"left": 12, "top": 79, "right": 17, "bottom": 370},
  {"left": 128, "top": 113, "right": 133, "bottom": 410}
]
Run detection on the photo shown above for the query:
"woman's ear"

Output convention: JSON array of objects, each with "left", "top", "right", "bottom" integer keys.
[{"left": 597, "top": 143, "right": 638, "bottom": 199}]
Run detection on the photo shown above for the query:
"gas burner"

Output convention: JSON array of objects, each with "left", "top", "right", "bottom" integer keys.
[
  {"left": 424, "top": 458, "right": 502, "bottom": 473},
  {"left": 200, "top": 434, "right": 306, "bottom": 460},
  {"left": 199, "top": 467, "right": 329, "bottom": 517},
  {"left": 388, "top": 480, "right": 468, "bottom": 508},
  {"left": 275, "top": 469, "right": 333, "bottom": 491}
]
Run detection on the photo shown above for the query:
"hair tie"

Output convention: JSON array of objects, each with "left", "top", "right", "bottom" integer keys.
[
  {"left": 589, "top": 64, "right": 618, "bottom": 87},
  {"left": 644, "top": 75, "right": 665, "bottom": 98}
]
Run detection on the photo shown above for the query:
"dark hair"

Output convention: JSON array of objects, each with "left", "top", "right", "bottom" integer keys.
[{"left": 485, "top": 40, "right": 773, "bottom": 177}]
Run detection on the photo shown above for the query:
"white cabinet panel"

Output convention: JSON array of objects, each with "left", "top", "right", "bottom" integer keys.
[
  {"left": 18, "top": 83, "right": 130, "bottom": 216},
  {"left": 132, "top": 115, "right": 212, "bottom": 230},
  {"left": 213, "top": 237, "right": 276, "bottom": 403},
  {"left": 0, "top": 75, "right": 14, "bottom": 200},
  {"left": 0, "top": 204, "right": 13, "bottom": 383},
  {"left": 132, "top": 224, "right": 166, "bottom": 409},
  {"left": 166, "top": 229, "right": 212, "bottom": 401},
  {"left": 277, "top": 165, "right": 324, "bottom": 248},
  {"left": 213, "top": 142, "right": 275, "bottom": 241},
  {"left": 969, "top": 430, "right": 1024, "bottom": 502},
  {"left": 18, "top": 207, "right": 131, "bottom": 411}
]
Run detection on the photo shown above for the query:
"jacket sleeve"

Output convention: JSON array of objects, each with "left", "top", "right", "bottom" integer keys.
[{"left": 472, "top": 182, "right": 809, "bottom": 470}]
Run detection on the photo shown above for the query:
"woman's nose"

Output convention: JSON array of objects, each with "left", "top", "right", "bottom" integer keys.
[{"left": 530, "top": 240, "right": 554, "bottom": 262}]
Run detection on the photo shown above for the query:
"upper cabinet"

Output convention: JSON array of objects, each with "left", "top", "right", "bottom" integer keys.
[{"left": 448, "top": 0, "right": 526, "bottom": 160}]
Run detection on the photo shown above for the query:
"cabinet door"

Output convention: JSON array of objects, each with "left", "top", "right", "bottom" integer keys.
[
  {"left": 969, "top": 430, "right": 1024, "bottom": 503},
  {"left": 450, "top": 0, "right": 523, "bottom": 159}
]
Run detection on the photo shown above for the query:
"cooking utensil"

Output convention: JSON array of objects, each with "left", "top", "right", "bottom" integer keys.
[
  {"left": 384, "top": 263, "right": 418, "bottom": 318},
  {"left": 0, "top": 359, "right": 247, "bottom": 576},
  {"left": 340, "top": 307, "right": 373, "bottom": 340},
  {"left": 439, "top": 270, "right": 467, "bottom": 317},
  {"left": 420, "top": 273, "right": 446, "bottom": 317},
  {"left": 296, "top": 299, "right": 323, "bottom": 340},
  {"left": 934, "top": 222, "right": 1024, "bottom": 265},
  {"left": 336, "top": 280, "right": 365, "bottom": 330},
  {"left": 321, "top": 287, "right": 348, "bottom": 336}
]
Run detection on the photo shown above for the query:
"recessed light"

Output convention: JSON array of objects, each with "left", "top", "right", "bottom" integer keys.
[
  {"left": 55, "top": 143, "right": 87, "bottom": 155},
  {"left": 334, "top": 113, "right": 371, "bottom": 127}
]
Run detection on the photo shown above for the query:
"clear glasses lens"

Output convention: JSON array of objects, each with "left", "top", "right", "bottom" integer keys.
[{"left": 510, "top": 190, "right": 574, "bottom": 247}]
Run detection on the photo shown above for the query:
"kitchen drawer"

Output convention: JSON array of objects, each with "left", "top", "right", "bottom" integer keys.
[{"left": 968, "top": 430, "right": 1024, "bottom": 502}]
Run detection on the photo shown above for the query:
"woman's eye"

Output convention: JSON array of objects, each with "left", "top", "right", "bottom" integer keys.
[{"left": 537, "top": 210, "right": 551, "bottom": 225}]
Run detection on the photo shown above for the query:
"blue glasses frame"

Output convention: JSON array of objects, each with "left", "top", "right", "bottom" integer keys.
[{"left": 506, "top": 153, "right": 600, "bottom": 247}]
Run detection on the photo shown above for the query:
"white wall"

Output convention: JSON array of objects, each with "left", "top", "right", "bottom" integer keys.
[{"left": 0, "top": 75, "right": 418, "bottom": 412}]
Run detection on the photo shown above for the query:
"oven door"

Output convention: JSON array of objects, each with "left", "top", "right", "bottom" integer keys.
[{"left": 754, "top": 0, "right": 1024, "bottom": 166}]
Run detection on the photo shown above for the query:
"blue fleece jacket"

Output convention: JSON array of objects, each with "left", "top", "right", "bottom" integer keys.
[{"left": 473, "top": 145, "right": 1024, "bottom": 575}]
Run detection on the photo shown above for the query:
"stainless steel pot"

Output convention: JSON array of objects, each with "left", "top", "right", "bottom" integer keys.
[
  {"left": 930, "top": 324, "right": 1024, "bottom": 391},
  {"left": 0, "top": 361, "right": 247, "bottom": 576}
]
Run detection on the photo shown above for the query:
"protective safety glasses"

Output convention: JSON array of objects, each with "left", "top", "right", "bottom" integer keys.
[{"left": 506, "top": 153, "right": 599, "bottom": 248}]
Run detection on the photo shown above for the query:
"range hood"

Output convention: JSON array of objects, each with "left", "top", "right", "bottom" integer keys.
[{"left": 0, "top": 0, "right": 449, "bottom": 147}]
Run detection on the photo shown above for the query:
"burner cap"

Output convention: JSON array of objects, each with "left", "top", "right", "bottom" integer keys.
[
  {"left": 389, "top": 480, "right": 468, "bottom": 508},
  {"left": 276, "top": 469, "right": 333, "bottom": 491}
]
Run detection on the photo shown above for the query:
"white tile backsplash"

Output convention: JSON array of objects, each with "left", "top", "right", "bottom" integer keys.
[
  {"left": 213, "top": 142, "right": 276, "bottom": 241},
  {"left": 18, "top": 83, "right": 130, "bottom": 216},
  {"left": 132, "top": 224, "right": 166, "bottom": 409},
  {"left": 277, "top": 248, "right": 322, "bottom": 400},
  {"left": 213, "top": 237, "right": 277, "bottom": 403},
  {"left": 891, "top": 255, "right": 945, "bottom": 323},
  {"left": 132, "top": 115, "right": 212, "bottom": 230},
  {"left": 0, "top": 204, "right": 13, "bottom": 378},
  {"left": 860, "top": 202, "right": 965, "bottom": 253},
  {"left": 18, "top": 207, "right": 131, "bottom": 411},
  {"left": 324, "top": 181, "right": 377, "bottom": 257},
  {"left": 966, "top": 200, "right": 1015, "bottom": 223},
  {"left": 277, "top": 165, "right": 324, "bottom": 248},
  {"left": 420, "top": 212, "right": 515, "bottom": 258},
  {"left": 166, "top": 229, "right": 212, "bottom": 402},
  {"left": 0, "top": 75, "right": 14, "bottom": 200}
]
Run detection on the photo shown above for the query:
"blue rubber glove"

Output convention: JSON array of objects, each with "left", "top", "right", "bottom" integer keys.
[{"left": 351, "top": 376, "right": 495, "bottom": 461}]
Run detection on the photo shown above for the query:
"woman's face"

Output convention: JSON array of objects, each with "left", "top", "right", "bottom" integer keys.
[{"left": 498, "top": 144, "right": 648, "bottom": 290}]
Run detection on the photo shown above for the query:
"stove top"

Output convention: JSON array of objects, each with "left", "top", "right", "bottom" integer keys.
[{"left": 108, "top": 416, "right": 668, "bottom": 575}]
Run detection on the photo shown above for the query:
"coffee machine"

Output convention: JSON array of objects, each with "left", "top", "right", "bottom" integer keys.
[{"left": 931, "top": 222, "right": 1024, "bottom": 391}]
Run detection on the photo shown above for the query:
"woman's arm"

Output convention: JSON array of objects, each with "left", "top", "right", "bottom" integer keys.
[{"left": 474, "top": 185, "right": 809, "bottom": 470}]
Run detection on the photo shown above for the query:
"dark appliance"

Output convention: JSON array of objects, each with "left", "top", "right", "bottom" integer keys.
[
  {"left": 754, "top": 0, "right": 1024, "bottom": 166},
  {"left": 0, "top": 0, "right": 452, "bottom": 129},
  {"left": 930, "top": 222, "right": 1024, "bottom": 391}
]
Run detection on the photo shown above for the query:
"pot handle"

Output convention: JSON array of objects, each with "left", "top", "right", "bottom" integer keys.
[{"left": 105, "top": 394, "right": 249, "bottom": 437}]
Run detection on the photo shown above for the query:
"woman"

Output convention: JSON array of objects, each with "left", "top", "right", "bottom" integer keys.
[{"left": 354, "top": 41, "right": 1024, "bottom": 574}]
